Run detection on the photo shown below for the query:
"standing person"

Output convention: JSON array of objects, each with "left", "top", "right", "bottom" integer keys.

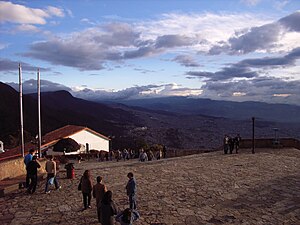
[
  {"left": 234, "top": 134, "right": 242, "bottom": 154},
  {"left": 229, "top": 137, "right": 235, "bottom": 154},
  {"left": 99, "top": 190, "right": 118, "bottom": 225},
  {"left": 24, "top": 149, "right": 36, "bottom": 188},
  {"left": 116, "top": 208, "right": 140, "bottom": 225},
  {"left": 93, "top": 176, "right": 107, "bottom": 220},
  {"left": 26, "top": 156, "right": 41, "bottom": 194},
  {"left": 126, "top": 172, "right": 137, "bottom": 209},
  {"left": 45, "top": 155, "right": 61, "bottom": 193},
  {"left": 162, "top": 145, "right": 167, "bottom": 158},
  {"left": 223, "top": 135, "right": 229, "bottom": 154},
  {"left": 80, "top": 170, "right": 93, "bottom": 210}
]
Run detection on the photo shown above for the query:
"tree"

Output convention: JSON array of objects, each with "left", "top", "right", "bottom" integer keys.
[{"left": 53, "top": 138, "right": 80, "bottom": 153}]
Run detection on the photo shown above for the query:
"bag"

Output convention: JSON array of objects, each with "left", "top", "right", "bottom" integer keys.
[
  {"left": 78, "top": 180, "right": 82, "bottom": 191},
  {"left": 48, "top": 177, "right": 54, "bottom": 185}
]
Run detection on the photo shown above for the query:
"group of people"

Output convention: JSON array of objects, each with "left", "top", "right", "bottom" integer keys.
[
  {"left": 223, "top": 134, "right": 241, "bottom": 154},
  {"left": 24, "top": 150, "right": 61, "bottom": 194},
  {"left": 79, "top": 170, "right": 140, "bottom": 225}
]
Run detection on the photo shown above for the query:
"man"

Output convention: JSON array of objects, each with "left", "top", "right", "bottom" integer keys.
[
  {"left": 44, "top": 155, "right": 61, "bottom": 193},
  {"left": 93, "top": 176, "right": 107, "bottom": 222},
  {"left": 24, "top": 149, "right": 36, "bottom": 188},
  {"left": 26, "top": 156, "right": 41, "bottom": 194},
  {"left": 234, "top": 134, "right": 242, "bottom": 154},
  {"left": 126, "top": 172, "right": 137, "bottom": 209}
]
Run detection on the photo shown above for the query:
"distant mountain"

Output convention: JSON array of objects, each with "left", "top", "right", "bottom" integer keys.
[
  {"left": 103, "top": 97, "right": 300, "bottom": 123},
  {"left": 1, "top": 82, "right": 300, "bottom": 150}
]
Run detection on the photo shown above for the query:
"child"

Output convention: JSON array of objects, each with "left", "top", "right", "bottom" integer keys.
[{"left": 116, "top": 208, "right": 140, "bottom": 225}]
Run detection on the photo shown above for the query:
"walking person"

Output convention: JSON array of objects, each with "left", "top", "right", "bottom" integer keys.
[
  {"left": 26, "top": 156, "right": 40, "bottom": 194},
  {"left": 93, "top": 176, "right": 107, "bottom": 220},
  {"left": 116, "top": 208, "right": 140, "bottom": 225},
  {"left": 80, "top": 170, "right": 93, "bottom": 210},
  {"left": 44, "top": 155, "right": 61, "bottom": 193},
  {"left": 223, "top": 135, "right": 229, "bottom": 154},
  {"left": 24, "top": 149, "right": 36, "bottom": 188},
  {"left": 126, "top": 172, "right": 137, "bottom": 209},
  {"left": 98, "top": 190, "right": 118, "bottom": 225}
]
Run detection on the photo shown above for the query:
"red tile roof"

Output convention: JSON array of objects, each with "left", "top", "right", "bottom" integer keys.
[{"left": 0, "top": 125, "right": 109, "bottom": 161}]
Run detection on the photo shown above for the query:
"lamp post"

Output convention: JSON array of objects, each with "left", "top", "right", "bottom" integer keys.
[{"left": 252, "top": 117, "right": 255, "bottom": 154}]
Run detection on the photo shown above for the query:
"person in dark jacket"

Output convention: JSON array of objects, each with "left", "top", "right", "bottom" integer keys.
[
  {"left": 26, "top": 156, "right": 41, "bottom": 194},
  {"left": 116, "top": 208, "right": 140, "bottom": 225},
  {"left": 80, "top": 170, "right": 93, "bottom": 210},
  {"left": 98, "top": 190, "right": 118, "bottom": 225},
  {"left": 126, "top": 172, "right": 137, "bottom": 209}
]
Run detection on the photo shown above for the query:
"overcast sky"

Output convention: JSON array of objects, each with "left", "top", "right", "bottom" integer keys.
[{"left": 1, "top": 0, "right": 300, "bottom": 105}]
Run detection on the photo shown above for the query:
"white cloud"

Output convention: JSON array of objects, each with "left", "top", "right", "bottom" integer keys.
[
  {"left": 15, "top": 24, "right": 40, "bottom": 33},
  {"left": 0, "top": 1, "right": 65, "bottom": 25},
  {"left": 240, "top": 0, "right": 261, "bottom": 6}
]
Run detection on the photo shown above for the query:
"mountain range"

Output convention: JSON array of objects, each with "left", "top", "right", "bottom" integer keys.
[{"left": 1, "top": 82, "right": 300, "bottom": 150}]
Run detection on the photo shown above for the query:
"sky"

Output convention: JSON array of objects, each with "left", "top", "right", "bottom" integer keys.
[{"left": 1, "top": 0, "right": 300, "bottom": 105}]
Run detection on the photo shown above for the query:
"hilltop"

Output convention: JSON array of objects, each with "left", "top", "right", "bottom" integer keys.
[
  {"left": 1, "top": 82, "right": 300, "bottom": 150},
  {"left": 0, "top": 148, "right": 299, "bottom": 224}
]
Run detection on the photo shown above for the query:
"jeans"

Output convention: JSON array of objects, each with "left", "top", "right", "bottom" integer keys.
[
  {"left": 129, "top": 194, "right": 137, "bottom": 209},
  {"left": 82, "top": 192, "right": 92, "bottom": 209},
  {"left": 45, "top": 173, "right": 59, "bottom": 192},
  {"left": 28, "top": 174, "right": 37, "bottom": 193}
]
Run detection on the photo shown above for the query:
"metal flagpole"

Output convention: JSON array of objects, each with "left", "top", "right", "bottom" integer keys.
[
  {"left": 19, "top": 64, "right": 25, "bottom": 157},
  {"left": 37, "top": 69, "right": 42, "bottom": 158}
]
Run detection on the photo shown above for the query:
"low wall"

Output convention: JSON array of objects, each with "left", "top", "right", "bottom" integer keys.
[
  {"left": 240, "top": 138, "right": 300, "bottom": 150},
  {"left": 0, "top": 157, "right": 46, "bottom": 181}
]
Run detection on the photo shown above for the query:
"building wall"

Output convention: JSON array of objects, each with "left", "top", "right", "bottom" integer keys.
[
  {"left": 0, "top": 157, "right": 46, "bottom": 180},
  {"left": 69, "top": 130, "right": 109, "bottom": 152}
]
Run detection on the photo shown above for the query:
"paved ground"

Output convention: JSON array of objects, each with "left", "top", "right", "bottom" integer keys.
[{"left": 0, "top": 148, "right": 299, "bottom": 225}]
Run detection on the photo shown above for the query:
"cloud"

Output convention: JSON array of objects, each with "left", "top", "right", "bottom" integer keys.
[
  {"left": 186, "top": 65, "right": 258, "bottom": 81},
  {"left": 15, "top": 24, "right": 40, "bottom": 33},
  {"left": 201, "top": 76, "right": 300, "bottom": 105},
  {"left": 172, "top": 55, "right": 201, "bottom": 67},
  {"left": 0, "top": 58, "right": 50, "bottom": 72},
  {"left": 7, "top": 79, "right": 71, "bottom": 94},
  {"left": 0, "top": 1, "right": 65, "bottom": 25},
  {"left": 240, "top": 0, "right": 261, "bottom": 6},
  {"left": 155, "top": 35, "right": 195, "bottom": 48},
  {"left": 22, "top": 12, "right": 270, "bottom": 70},
  {"left": 209, "top": 11, "right": 300, "bottom": 55},
  {"left": 72, "top": 83, "right": 202, "bottom": 101},
  {"left": 187, "top": 47, "right": 300, "bottom": 81},
  {"left": 279, "top": 11, "right": 300, "bottom": 32}
]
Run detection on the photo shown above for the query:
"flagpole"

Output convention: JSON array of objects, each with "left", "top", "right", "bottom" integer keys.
[
  {"left": 37, "top": 69, "right": 42, "bottom": 158},
  {"left": 19, "top": 64, "right": 25, "bottom": 157}
]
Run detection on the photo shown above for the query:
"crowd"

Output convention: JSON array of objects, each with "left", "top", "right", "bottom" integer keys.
[
  {"left": 23, "top": 149, "right": 140, "bottom": 225},
  {"left": 223, "top": 134, "right": 241, "bottom": 154}
]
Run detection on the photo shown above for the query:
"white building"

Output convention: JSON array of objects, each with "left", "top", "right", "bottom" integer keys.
[{"left": 41, "top": 125, "right": 110, "bottom": 156}]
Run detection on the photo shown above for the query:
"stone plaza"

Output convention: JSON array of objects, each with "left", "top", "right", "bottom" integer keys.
[{"left": 0, "top": 148, "right": 299, "bottom": 225}]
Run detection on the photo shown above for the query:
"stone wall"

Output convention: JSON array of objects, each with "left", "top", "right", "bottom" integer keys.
[
  {"left": 0, "top": 157, "right": 46, "bottom": 181},
  {"left": 240, "top": 138, "right": 300, "bottom": 149}
]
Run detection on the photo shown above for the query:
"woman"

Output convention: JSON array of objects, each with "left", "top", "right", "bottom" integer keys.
[
  {"left": 98, "top": 190, "right": 118, "bottom": 225},
  {"left": 116, "top": 208, "right": 140, "bottom": 225},
  {"left": 80, "top": 170, "right": 93, "bottom": 210}
]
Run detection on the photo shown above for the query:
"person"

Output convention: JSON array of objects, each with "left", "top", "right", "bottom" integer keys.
[
  {"left": 229, "top": 137, "right": 234, "bottom": 154},
  {"left": 93, "top": 176, "right": 107, "bottom": 220},
  {"left": 24, "top": 149, "right": 36, "bottom": 188},
  {"left": 223, "top": 135, "right": 229, "bottom": 154},
  {"left": 80, "top": 170, "right": 93, "bottom": 210},
  {"left": 116, "top": 208, "right": 140, "bottom": 225},
  {"left": 234, "top": 134, "right": 241, "bottom": 154},
  {"left": 77, "top": 155, "right": 82, "bottom": 163},
  {"left": 139, "top": 150, "right": 148, "bottom": 162},
  {"left": 162, "top": 145, "right": 167, "bottom": 158},
  {"left": 45, "top": 155, "right": 61, "bottom": 193},
  {"left": 126, "top": 172, "right": 137, "bottom": 209},
  {"left": 98, "top": 190, "right": 118, "bottom": 225},
  {"left": 26, "top": 156, "right": 41, "bottom": 194}
]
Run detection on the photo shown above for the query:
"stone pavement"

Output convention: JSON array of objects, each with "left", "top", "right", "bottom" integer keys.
[{"left": 0, "top": 148, "right": 299, "bottom": 225}]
